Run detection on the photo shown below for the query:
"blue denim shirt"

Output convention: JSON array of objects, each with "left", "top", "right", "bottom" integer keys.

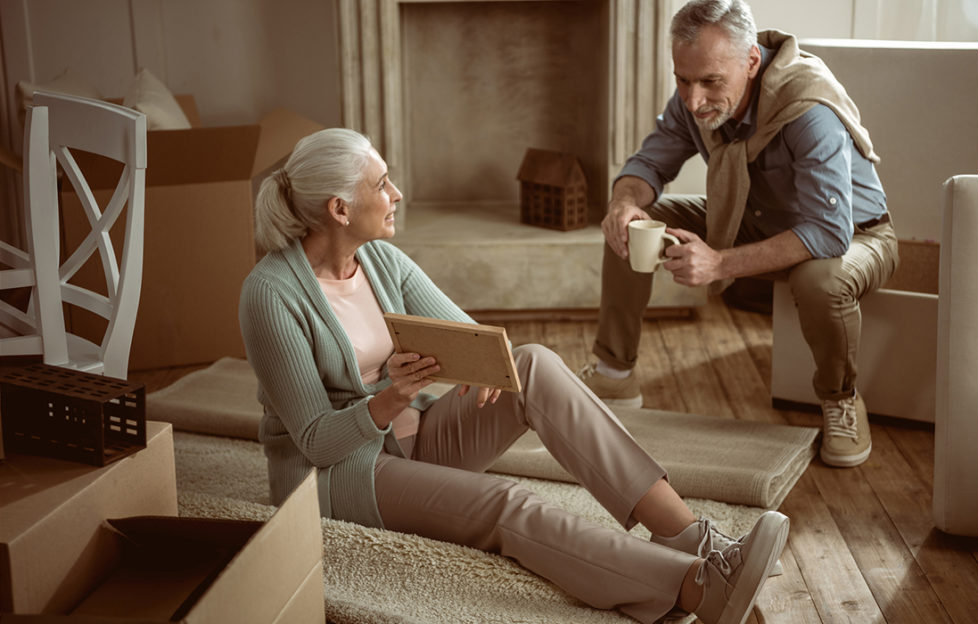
[{"left": 619, "top": 46, "right": 888, "bottom": 259}]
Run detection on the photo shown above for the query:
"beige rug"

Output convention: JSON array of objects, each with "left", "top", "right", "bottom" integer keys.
[
  {"left": 150, "top": 357, "right": 818, "bottom": 509},
  {"left": 174, "top": 431, "right": 766, "bottom": 624}
]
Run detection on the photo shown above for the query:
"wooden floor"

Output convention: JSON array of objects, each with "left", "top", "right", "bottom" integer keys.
[{"left": 132, "top": 295, "right": 978, "bottom": 624}]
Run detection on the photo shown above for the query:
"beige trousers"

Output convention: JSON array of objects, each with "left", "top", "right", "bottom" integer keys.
[
  {"left": 593, "top": 194, "right": 899, "bottom": 400},
  {"left": 373, "top": 344, "right": 697, "bottom": 623}
]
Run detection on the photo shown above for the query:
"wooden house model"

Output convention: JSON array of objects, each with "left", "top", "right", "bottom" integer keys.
[{"left": 516, "top": 148, "right": 588, "bottom": 231}]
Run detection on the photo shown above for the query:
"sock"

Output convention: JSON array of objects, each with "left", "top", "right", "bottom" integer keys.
[{"left": 596, "top": 360, "right": 631, "bottom": 379}]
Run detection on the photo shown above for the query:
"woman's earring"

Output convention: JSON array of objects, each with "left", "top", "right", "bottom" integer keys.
[{"left": 345, "top": 220, "right": 350, "bottom": 226}]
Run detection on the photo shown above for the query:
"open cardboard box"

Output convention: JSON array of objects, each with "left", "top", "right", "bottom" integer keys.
[
  {"left": 59, "top": 96, "right": 324, "bottom": 371},
  {"left": 1, "top": 421, "right": 178, "bottom": 614},
  {"left": 771, "top": 239, "right": 939, "bottom": 422},
  {"left": 2, "top": 470, "right": 324, "bottom": 623}
]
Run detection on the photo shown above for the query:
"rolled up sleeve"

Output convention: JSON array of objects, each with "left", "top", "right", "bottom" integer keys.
[{"left": 783, "top": 106, "right": 856, "bottom": 258}]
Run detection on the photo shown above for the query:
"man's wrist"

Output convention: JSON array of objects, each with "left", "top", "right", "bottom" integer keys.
[{"left": 713, "top": 248, "right": 730, "bottom": 283}]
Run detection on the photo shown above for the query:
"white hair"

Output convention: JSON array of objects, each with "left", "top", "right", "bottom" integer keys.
[
  {"left": 671, "top": 0, "right": 757, "bottom": 58},
  {"left": 254, "top": 128, "right": 374, "bottom": 252}
]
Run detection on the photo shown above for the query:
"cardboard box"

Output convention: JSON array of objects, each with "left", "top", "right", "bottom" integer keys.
[
  {"left": 59, "top": 97, "right": 324, "bottom": 371},
  {"left": 0, "top": 421, "right": 178, "bottom": 614},
  {"left": 771, "top": 240, "right": 939, "bottom": 422},
  {"left": 0, "top": 471, "right": 324, "bottom": 623},
  {"left": 271, "top": 564, "right": 325, "bottom": 624}
]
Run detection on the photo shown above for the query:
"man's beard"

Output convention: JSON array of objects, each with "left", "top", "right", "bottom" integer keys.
[
  {"left": 692, "top": 82, "right": 747, "bottom": 131},
  {"left": 693, "top": 106, "right": 733, "bottom": 131}
]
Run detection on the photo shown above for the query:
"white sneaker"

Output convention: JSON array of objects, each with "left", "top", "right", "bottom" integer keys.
[
  {"left": 651, "top": 517, "right": 783, "bottom": 576},
  {"left": 692, "top": 511, "right": 789, "bottom": 624},
  {"left": 575, "top": 362, "right": 642, "bottom": 407}
]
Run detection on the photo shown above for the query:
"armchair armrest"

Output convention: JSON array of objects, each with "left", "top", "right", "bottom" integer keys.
[{"left": 934, "top": 174, "right": 978, "bottom": 537}]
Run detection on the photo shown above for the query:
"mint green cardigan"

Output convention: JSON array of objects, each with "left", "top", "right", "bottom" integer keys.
[{"left": 238, "top": 238, "right": 473, "bottom": 527}]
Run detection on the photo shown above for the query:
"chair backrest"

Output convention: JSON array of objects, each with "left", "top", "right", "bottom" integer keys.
[
  {"left": 798, "top": 40, "right": 978, "bottom": 244},
  {"left": 21, "top": 91, "right": 147, "bottom": 379},
  {"left": 0, "top": 200, "right": 40, "bottom": 355},
  {"left": 0, "top": 132, "right": 36, "bottom": 355}
]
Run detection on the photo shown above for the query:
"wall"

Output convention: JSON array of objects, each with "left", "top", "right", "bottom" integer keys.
[
  {"left": 0, "top": 0, "right": 343, "bottom": 246},
  {"left": 401, "top": 1, "right": 607, "bottom": 209}
]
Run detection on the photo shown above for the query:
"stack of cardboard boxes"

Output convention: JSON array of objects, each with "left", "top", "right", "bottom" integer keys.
[{"left": 0, "top": 422, "right": 324, "bottom": 621}]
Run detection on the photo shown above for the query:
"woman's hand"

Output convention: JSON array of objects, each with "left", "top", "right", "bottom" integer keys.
[
  {"left": 457, "top": 385, "right": 502, "bottom": 408},
  {"left": 387, "top": 352, "right": 440, "bottom": 391},
  {"left": 369, "top": 352, "right": 439, "bottom": 428}
]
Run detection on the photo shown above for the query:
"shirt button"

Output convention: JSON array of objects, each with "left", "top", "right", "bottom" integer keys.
[
  {"left": 829, "top": 197, "right": 838, "bottom": 205},
  {"left": 754, "top": 210, "right": 762, "bottom": 217}
]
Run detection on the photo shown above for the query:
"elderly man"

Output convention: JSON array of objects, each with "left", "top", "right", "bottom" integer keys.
[{"left": 579, "top": 0, "right": 898, "bottom": 468}]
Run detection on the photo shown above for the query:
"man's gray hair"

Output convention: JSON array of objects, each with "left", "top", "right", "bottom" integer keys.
[{"left": 670, "top": 0, "right": 757, "bottom": 56}]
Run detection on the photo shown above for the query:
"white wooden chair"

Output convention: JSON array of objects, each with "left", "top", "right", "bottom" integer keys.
[
  {"left": 0, "top": 145, "right": 32, "bottom": 351},
  {"left": 0, "top": 91, "right": 146, "bottom": 379}
]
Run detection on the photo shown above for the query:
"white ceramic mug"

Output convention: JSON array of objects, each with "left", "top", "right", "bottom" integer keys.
[{"left": 627, "top": 220, "right": 680, "bottom": 273}]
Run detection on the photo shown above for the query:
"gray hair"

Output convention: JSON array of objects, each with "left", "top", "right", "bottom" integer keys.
[
  {"left": 254, "top": 127, "right": 374, "bottom": 252},
  {"left": 670, "top": 0, "right": 757, "bottom": 57}
]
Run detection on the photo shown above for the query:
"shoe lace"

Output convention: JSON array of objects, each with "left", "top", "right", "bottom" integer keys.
[
  {"left": 695, "top": 520, "right": 713, "bottom": 556},
  {"left": 697, "top": 518, "right": 739, "bottom": 557},
  {"left": 694, "top": 548, "right": 734, "bottom": 586},
  {"left": 576, "top": 362, "right": 598, "bottom": 381},
  {"left": 824, "top": 396, "right": 859, "bottom": 441},
  {"left": 691, "top": 518, "right": 739, "bottom": 586}
]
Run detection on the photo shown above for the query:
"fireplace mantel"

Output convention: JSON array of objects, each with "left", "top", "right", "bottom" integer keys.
[{"left": 338, "top": 0, "right": 668, "bottom": 229}]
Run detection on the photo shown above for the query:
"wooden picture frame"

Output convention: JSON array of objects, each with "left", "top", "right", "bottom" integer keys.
[{"left": 383, "top": 314, "right": 522, "bottom": 393}]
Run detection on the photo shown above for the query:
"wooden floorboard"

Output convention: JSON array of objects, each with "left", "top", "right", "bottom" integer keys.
[
  {"left": 866, "top": 428, "right": 978, "bottom": 624},
  {"left": 756, "top": 544, "right": 823, "bottom": 623},
  {"left": 885, "top": 424, "right": 937, "bottom": 491},
  {"left": 631, "top": 321, "right": 687, "bottom": 414},
  {"left": 660, "top": 315, "right": 734, "bottom": 417},
  {"left": 811, "top": 459, "right": 951, "bottom": 623},
  {"left": 779, "top": 471, "right": 885, "bottom": 623},
  {"left": 134, "top": 294, "right": 975, "bottom": 623},
  {"left": 698, "top": 301, "right": 787, "bottom": 425}
]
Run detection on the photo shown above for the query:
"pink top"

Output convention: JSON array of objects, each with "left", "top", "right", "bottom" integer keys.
[{"left": 318, "top": 264, "right": 420, "bottom": 441}]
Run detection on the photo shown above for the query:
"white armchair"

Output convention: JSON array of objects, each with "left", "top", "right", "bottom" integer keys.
[
  {"left": 771, "top": 41, "right": 978, "bottom": 423},
  {"left": 933, "top": 175, "right": 978, "bottom": 537}
]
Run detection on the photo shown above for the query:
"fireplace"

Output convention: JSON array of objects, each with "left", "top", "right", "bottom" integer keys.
[
  {"left": 333, "top": 0, "right": 705, "bottom": 313},
  {"left": 338, "top": 0, "right": 667, "bottom": 230}
]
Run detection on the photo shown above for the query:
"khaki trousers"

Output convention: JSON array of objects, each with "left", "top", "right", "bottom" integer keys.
[
  {"left": 374, "top": 344, "right": 697, "bottom": 623},
  {"left": 594, "top": 194, "right": 899, "bottom": 400}
]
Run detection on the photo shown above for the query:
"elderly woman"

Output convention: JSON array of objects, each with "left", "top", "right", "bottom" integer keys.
[{"left": 239, "top": 128, "right": 787, "bottom": 624}]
